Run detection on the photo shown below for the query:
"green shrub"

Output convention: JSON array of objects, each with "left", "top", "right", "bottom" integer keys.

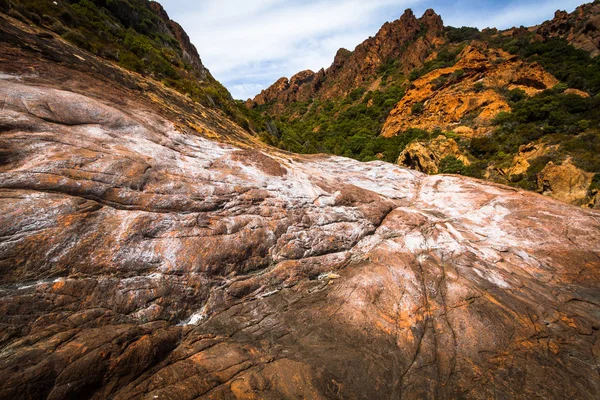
[
  {"left": 50, "top": 20, "right": 67, "bottom": 34},
  {"left": 439, "top": 156, "right": 468, "bottom": 175},
  {"left": 590, "top": 174, "right": 600, "bottom": 192},
  {"left": 578, "top": 120, "right": 590, "bottom": 132},
  {"left": 0, "top": 0, "right": 10, "bottom": 12},
  {"left": 431, "top": 75, "right": 448, "bottom": 90},
  {"left": 473, "top": 82, "right": 485, "bottom": 92},
  {"left": 451, "top": 69, "right": 465, "bottom": 80},
  {"left": 469, "top": 136, "right": 497, "bottom": 157},
  {"left": 348, "top": 88, "right": 366, "bottom": 101},
  {"left": 553, "top": 82, "right": 569, "bottom": 93},
  {"left": 446, "top": 26, "right": 482, "bottom": 43},
  {"left": 506, "top": 88, "right": 527, "bottom": 103},
  {"left": 411, "top": 102, "right": 425, "bottom": 115}
]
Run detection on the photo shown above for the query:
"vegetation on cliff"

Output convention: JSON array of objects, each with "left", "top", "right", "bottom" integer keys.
[
  {"left": 1, "top": 0, "right": 248, "bottom": 125},
  {"left": 249, "top": 4, "right": 600, "bottom": 207}
]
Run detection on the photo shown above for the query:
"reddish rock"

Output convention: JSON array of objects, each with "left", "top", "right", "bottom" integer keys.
[
  {"left": 250, "top": 9, "right": 445, "bottom": 110},
  {"left": 381, "top": 44, "right": 559, "bottom": 137},
  {"left": 251, "top": 70, "right": 324, "bottom": 113},
  {"left": 537, "top": 2, "right": 600, "bottom": 57},
  {"left": 0, "top": 8, "right": 600, "bottom": 400},
  {"left": 538, "top": 159, "right": 595, "bottom": 206}
]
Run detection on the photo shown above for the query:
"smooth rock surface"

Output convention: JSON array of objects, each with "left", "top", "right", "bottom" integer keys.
[{"left": 1, "top": 75, "right": 600, "bottom": 399}]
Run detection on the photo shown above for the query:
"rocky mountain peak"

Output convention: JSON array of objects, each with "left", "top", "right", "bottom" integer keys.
[
  {"left": 290, "top": 70, "right": 316, "bottom": 86},
  {"left": 398, "top": 8, "right": 418, "bottom": 26},
  {"left": 421, "top": 8, "right": 444, "bottom": 36},
  {"left": 253, "top": 77, "right": 290, "bottom": 106},
  {"left": 537, "top": 1, "right": 600, "bottom": 56},
  {"left": 330, "top": 48, "right": 352, "bottom": 73},
  {"left": 249, "top": 7, "right": 446, "bottom": 108},
  {"left": 148, "top": 0, "right": 170, "bottom": 22},
  {"left": 554, "top": 10, "right": 569, "bottom": 20}
]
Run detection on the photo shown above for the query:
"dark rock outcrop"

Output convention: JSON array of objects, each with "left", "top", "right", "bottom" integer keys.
[
  {"left": 149, "top": 1, "right": 207, "bottom": 78},
  {"left": 253, "top": 70, "right": 325, "bottom": 113}
]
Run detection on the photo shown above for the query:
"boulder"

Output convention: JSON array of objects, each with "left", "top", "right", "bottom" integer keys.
[
  {"left": 537, "top": 159, "right": 595, "bottom": 206},
  {"left": 398, "top": 135, "right": 470, "bottom": 174}
]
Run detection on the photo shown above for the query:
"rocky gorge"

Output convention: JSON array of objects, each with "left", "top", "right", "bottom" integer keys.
[{"left": 1, "top": 1, "right": 600, "bottom": 399}]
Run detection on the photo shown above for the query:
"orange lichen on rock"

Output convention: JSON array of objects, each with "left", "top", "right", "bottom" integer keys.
[
  {"left": 381, "top": 44, "right": 559, "bottom": 137},
  {"left": 538, "top": 159, "right": 595, "bottom": 206},
  {"left": 397, "top": 135, "right": 470, "bottom": 174}
]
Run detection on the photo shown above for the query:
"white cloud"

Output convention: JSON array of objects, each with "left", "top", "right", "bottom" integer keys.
[{"left": 228, "top": 83, "right": 266, "bottom": 101}]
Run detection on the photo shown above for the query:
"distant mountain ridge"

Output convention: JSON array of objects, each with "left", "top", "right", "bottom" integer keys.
[
  {"left": 537, "top": 2, "right": 600, "bottom": 57},
  {"left": 250, "top": 1, "right": 600, "bottom": 109}
]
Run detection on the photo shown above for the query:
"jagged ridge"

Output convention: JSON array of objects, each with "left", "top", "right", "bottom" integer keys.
[{"left": 248, "top": 9, "right": 445, "bottom": 111}]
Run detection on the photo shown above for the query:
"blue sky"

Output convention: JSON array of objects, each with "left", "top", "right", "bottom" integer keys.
[{"left": 157, "top": 0, "right": 585, "bottom": 99}]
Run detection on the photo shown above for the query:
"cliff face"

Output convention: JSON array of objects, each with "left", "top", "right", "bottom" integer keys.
[
  {"left": 249, "top": 9, "right": 445, "bottom": 110},
  {"left": 381, "top": 44, "right": 559, "bottom": 137},
  {"left": 537, "top": 2, "right": 600, "bottom": 57},
  {"left": 252, "top": 70, "right": 325, "bottom": 114}
]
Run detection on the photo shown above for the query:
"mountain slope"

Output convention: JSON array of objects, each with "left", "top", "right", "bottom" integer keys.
[
  {"left": 0, "top": 0, "right": 250, "bottom": 126},
  {"left": 1, "top": 4, "right": 600, "bottom": 400},
  {"left": 249, "top": 2, "right": 600, "bottom": 208},
  {"left": 380, "top": 44, "right": 559, "bottom": 137}
]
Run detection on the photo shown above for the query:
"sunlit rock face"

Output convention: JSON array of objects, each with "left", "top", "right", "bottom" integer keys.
[
  {"left": 381, "top": 44, "right": 559, "bottom": 138},
  {"left": 1, "top": 12, "right": 600, "bottom": 400}
]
